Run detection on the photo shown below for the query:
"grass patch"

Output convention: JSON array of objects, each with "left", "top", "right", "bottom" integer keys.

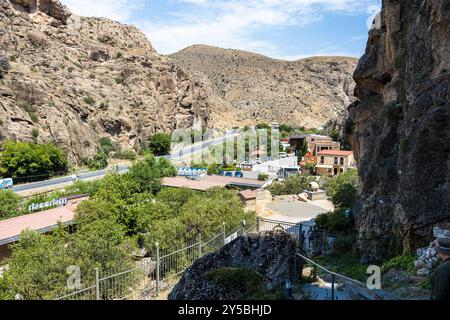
[
  {"left": 204, "top": 267, "right": 284, "bottom": 300},
  {"left": 83, "top": 95, "right": 95, "bottom": 105},
  {"left": 381, "top": 254, "right": 416, "bottom": 274},
  {"left": 18, "top": 101, "right": 38, "bottom": 122},
  {"left": 315, "top": 254, "right": 368, "bottom": 282}
]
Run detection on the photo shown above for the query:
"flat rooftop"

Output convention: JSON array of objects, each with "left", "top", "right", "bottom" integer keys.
[
  {"left": 162, "top": 175, "right": 268, "bottom": 191},
  {"left": 0, "top": 197, "right": 86, "bottom": 246}
]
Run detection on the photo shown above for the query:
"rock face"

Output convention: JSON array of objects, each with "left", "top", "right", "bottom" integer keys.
[
  {"left": 344, "top": 0, "right": 450, "bottom": 262},
  {"left": 169, "top": 230, "right": 300, "bottom": 300},
  {"left": 170, "top": 45, "right": 358, "bottom": 129},
  {"left": 0, "top": 0, "right": 232, "bottom": 162}
]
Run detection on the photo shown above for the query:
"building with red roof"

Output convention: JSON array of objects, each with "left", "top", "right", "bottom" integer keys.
[{"left": 316, "top": 149, "right": 356, "bottom": 176}]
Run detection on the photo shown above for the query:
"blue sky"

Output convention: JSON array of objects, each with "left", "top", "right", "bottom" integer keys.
[{"left": 61, "top": 0, "right": 381, "bottom": 60}]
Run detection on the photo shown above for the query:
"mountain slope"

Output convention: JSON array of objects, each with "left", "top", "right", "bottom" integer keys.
[
  {"left": 0, "top": 0, "right": 233, "bottom": 162},
  {"left": 170, "top": 45, "right": 358, "bottom": 129}
]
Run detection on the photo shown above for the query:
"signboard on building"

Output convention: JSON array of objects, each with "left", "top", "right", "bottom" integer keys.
[{"left": 28, "top": 198, "right": 68, "bottom": 213}]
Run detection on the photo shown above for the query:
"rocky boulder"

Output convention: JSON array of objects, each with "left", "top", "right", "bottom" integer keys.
[
  {"left": 344, "top": 0, "right": 450, "bottom": 262},
  {"left": 10, "top": 0, "right": 70, "bottom": 24},
  {"left": 168, "top": 230, "right": 301, "bottom": 300}
]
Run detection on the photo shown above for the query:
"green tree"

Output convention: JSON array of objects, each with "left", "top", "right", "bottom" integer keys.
[
  {"left": 297, "top": 140, "right": 309, "bottom": 162},
  {"left": 0, "top": 189, "right": 22, "bottom": 220},
  {"left": 148, "top": 133, "right": 171, "bottom": 156},
  {"left": 180, "top": 188, "right": 253, "bottom": 239},
  {"left": 324, "top": 170, "right": 359, "bottom": 208},
  {"left": 156, "top": 187, "right": 197, "bottom": 212},
  {"left": 266, "top": 174, "right": 315, "bottom": 196},
  {"left": 0, "top": 221, "right": 135, "bottom": 300},
  {"left": 128, "top": 155, "right": 171, "bottom": 194},
  {"left": 0, "top": 141, "right": 68, "bottom": 182}
]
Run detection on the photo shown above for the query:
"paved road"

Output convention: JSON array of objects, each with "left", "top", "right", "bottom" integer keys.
[{"left": 12, "top": 132, "right": 238, "bottom": 193}]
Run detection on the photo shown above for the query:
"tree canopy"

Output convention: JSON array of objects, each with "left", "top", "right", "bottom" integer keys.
[
  {"left": 324, "top": 170, "right": 359, "bottom": 208},
  {"left": 0, "top": 141, "right": 68, "bottom": 182},
  {"left": 147, "top": 133, "right": 172, "bottom": 156}
]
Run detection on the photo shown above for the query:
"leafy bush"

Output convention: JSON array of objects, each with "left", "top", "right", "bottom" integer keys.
[
  {"left": 0, "top": 141, "right": 68, "bottom": 182},
  {"left": 315, "top": 254, "right": 367, "bottom": 282},
  {"left": 18, "top": 101, "right": 38, "bottom": 122},
  {"left": 0, "top": 221, "right": 134, "bottom": 300},
  {"left": 83, "top": 95, "right": 95, "bottom": 105},
  {"left": 64, "top": 180, "right": 101, "bottom": 196},
  {"left": 258, "top": 173, "right": 269, "bottom": 181},
  {"left": 84, "top": 150, "right": 108, "bottom": 170},
  {"left": 315, "top": 210, "right": 351, "bottom": 233},
  {"left": 117, "top": 149, "right": 137, "bottom": 160},
  {"left": 147, "top": 133, "right": 171, "bottom": 156},
  {"left": 324, "top": 170, "right": 359, "bottom": 208},
  {"left": 0, "top": 189, "right": 21, "bottom": 220},
  {"left": 381, "top": 254, "right": 416, "bottom": 274},
  {"left": 330, "top": 233, "right": 357, "bottom": 256},
  {"left": 266, "top": 174, "right": 315, "bottom": 196}
]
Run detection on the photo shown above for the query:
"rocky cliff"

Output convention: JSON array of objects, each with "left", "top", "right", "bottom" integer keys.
[
  {"left": 0, "top": 0, "right": 233, "bottom": 162},
  {"left": 344, "top": 0, "right": 450, "bottom": 262},
  {"left": 169, "top": 230, "right": 301, "bottom": 300},
  {"left": 170, "top": 45, "right": 358, "bottom": 129}
]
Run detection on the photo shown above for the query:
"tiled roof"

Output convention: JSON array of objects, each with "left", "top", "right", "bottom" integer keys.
[
  {"left": 162, "top": 175, "right": 267, "bottom": 191},
  {"left": 318, "top": 150, "right": 354, "bottom": 156},
  {"left": 0, "top": 198, "right": 87, "bottom": 246}
]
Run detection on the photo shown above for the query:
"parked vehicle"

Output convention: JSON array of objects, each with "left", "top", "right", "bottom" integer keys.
[{"left": 0, "top": 178, "right": 14, "bottom": 190}]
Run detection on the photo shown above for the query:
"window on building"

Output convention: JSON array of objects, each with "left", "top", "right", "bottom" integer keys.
[
  {"left": 320, "top": 156, "right": 324, "bottom": 164},
  {"left": 334, "top": 157, "right": 338, "bottom": 165},
  {"left": 340, "top": 157, "right": 344, "bottom": 165}
]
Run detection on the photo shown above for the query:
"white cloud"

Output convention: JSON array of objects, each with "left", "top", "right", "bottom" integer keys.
[
  {"left": 60, "top": 0, "right": 144, "bottom": 22},
  {"left": 138, "top": 0, "right": 373, "bottom": 57},
  {"left": 60, "top": 0, "right": 374, "bottom": 58}
]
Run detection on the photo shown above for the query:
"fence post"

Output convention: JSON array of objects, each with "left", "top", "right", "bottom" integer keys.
[
  {"left": 331, "top": 274, "right": 335, "bottom": 301},
  {"left": 222, "top": 222, "right": 226, "bottom": 245},
  {"left": 94, "top": 268, "right": 100, "bottom": 300},
  {"left": 198, "top": 234, "right": 202, "bottom": 258},
  {"left": 241, "top": 220, "right": 246, "bottom": 236},
  {"left": 256, "top": 216, "right": 260, "bottom": 232},
  {"left": 155, "top": 242, "right": 160, "bottom": 295}
]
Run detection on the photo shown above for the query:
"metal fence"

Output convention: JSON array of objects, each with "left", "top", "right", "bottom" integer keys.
[
  {"left": 55, "top": 219, "right": 258, "bottom": 300},
  {"left": 296, "top": 252, "right": 404, "bottom": 300}
]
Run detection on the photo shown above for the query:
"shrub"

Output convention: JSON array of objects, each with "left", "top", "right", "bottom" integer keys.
[
  {"left": 324, "top": 170, "right": 359, "bottom": 208},
  {"left": 99, "top": 136, "right": 120, "bottom": 155},
  {"left": 266, "top": 174, "right": 315, "bottom": 196},
  {"left": 114, "top": 77, "right": 124, "bottom": 85},
  {"left": 147, "top": 133, "right": 171, "bottom": 156},
  {"left": 83, "top": 95, "right": 95, "bottom": 105},
  {"left": 0, "top": 189, "right": 22, "bottom": 220},
  {"left": 381, "top": 254, "right": 416, "bottom": 274},
  {"left": 85, "top": 151, "right": 108, "bottom": 170},
  {"left": 258, "top": 173, "right": 269, "bottom": 181},
  {"left": 0, "top": 55, "right": 10, "bottom": 77},
  {"left": 207, "top": 164, "right": 218, "bottom": 175},
  {"left": 31, "top": 128, "right": 39, "bottom": 140},
  {"left": 64, "top": 180, "right": 101, "bottom": 196},
  {"left": 118, "top": 149, "right": 137, "bottom": 160},
  {"left": 18, "top": 101, "right": 38, "bottom": 122},
  {"left": 0, "top": 141, "right": 68, "bottom": 182},
  {"left": 330, "top": 233, "right": 357, "bottom": 256}
]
